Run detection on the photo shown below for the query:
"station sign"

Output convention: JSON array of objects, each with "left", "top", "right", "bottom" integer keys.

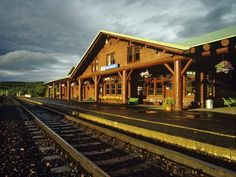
[{"left": 101, "top": 64, "right": 119, "bottom": 71}]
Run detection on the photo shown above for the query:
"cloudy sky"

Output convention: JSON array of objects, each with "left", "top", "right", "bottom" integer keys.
[{"left": 0, "top": 0, "right": 235, "bottom": 82}]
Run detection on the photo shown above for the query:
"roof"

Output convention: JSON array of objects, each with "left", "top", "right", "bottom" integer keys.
[
  {"left": 100, "top": 30, "right": 189, "bottom": 50},
  {"left": 176, "top": 25, "right": 236, "bottom": 47},
  {"left": 45, "top": 76, "right": 69, "bottom": 85}
]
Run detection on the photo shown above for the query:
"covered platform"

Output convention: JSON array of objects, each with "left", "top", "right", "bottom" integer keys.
[{"left": 24, "top": 97, "right": 236, "bottom": 162}]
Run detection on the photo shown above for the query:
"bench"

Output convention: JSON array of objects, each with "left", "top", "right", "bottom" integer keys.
[
  {"left": 222, "top": 97, "right": 236, "bottom": 107},
  {"left": 128, "top": 98, "right": 139, "bottom": 105}
]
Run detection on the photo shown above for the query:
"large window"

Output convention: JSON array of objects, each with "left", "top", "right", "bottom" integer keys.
[
  {"left": 117, "top": 83, "right": 122, "bottom": 94},
  {"left": 148, "top": 83, "right": 154, "bottom": 95},
  {"left": 186, "top": 71, "right": 196, "bottom": 96},
  {"left": 104, "top": 78, "right": 122, "bottom": 95},
  {"left": 156, "top": 82, "right": 162, "bottom": 95},
  {"left": 106, "top": 52, "right": 116, "bottom": 65},
  {"left": 127, "top": 45, "right": 140, "bottom": 63}
]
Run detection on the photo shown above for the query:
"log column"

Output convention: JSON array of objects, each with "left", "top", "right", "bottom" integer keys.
[
  {"left": 52, "top": 83, "right": 56, "bottom": 99},
  {"left": 122, "top": 70, "right": 127, "bottom": 104},
  {"left": 59, "top": 83, "right": 62, "bottom": 99},
  {"left": 174, "top": 60, "right": 183, "bottom": 110},
  {"left": 66, "top": 80, "right": 71, "bottom": 100},
  {"left": 47, "top": 86, "right": 50, "bottom": 98},
  {"left": 200, "top": 72, "right": 206, "bottom": 108},
  {"left": 78, "top": 79, "right": 82, "bottom": 102},
  {"left": 94, "top": 76, "right": 98, "bottom": 102}
]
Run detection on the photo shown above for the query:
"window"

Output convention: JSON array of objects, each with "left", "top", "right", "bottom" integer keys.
[
  {"left": 117, "top": 83, "right": 122, "bottom": 94},
  {"left": 127, "top": 46, "right": 133, "bottom": 63},
  {"left": 111, "top": 84, "right": 116, "bottom": 94},
  {"left": 105, "top": 84, "right": 110, "bottom": 95},
  {"left": 134, "top": 45, "right": 140, "bottom": 61},
  {"left": 186, "top": 71, "right": 196, "bottom": 96},
  {"left": 106, "top": 52, "right": 115, "bottom": 65},
  {"left": 91, "top": 58, "right": 99, "bottom": 72},
  {"left": 156, "top": 82, "right": 162, "bottom": 95},
  {"left": 127, "top": 45, "right": 140, "bottom": 63},
  {"left": 148, "top": 83, "right": 154, "bottom": 95}
]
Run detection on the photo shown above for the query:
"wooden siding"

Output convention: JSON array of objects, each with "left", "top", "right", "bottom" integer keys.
[{"left": 80, "top": 37, "right": 173, "bottom": 78}]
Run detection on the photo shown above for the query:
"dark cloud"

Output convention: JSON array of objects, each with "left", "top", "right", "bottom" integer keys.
[
  {"left": 0, "top": 0, "right": 235, "bottom": 81},
  {"left": 0, "top": 50, "right": 78, "bottom": 81},
  {"left": 177, "top": 0, "right": 236, "bottom": 39}
]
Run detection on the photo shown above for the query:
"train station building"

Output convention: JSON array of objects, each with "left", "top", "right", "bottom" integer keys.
[{"left": 46, "top": 26, "right": 236, "bottom": 110}]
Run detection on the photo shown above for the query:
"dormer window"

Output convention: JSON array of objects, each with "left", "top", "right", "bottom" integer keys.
[
  {"left": 127, "top": 45, "right": 140, "bottom": 63},
  {"left": 106, "top": 52, "right": 115, "bottom": 65}
]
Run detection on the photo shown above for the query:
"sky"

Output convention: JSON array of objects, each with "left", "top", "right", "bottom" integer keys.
[{"left": 0, "top": 0, "right": 236, "bottom": 82}]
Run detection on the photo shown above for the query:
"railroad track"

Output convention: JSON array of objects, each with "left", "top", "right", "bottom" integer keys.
[{"left": 17, "top": 97, "right": 236, "bottom": 177}]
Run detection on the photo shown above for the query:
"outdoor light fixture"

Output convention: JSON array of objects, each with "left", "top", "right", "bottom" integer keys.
[
  {"left": 62, "top": 83, "right": 65, "bottom": 87},
  {"left": 140, "top": 69, "right": 152, "bottom": 78},
  {"left": 83, "top": 80, "right": 90, "bottom": 85},
  {"left": 71, "top": 82, "right": 77, "bottom": 87},
  {"left": 49, "top": 85, "right": 52, "bottom": 88},
  {"left": 104, "top": 77, "right": 115, "bottom": 82}
]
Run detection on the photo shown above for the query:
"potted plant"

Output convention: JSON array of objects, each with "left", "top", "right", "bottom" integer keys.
[
  {"left": 163, "top": 97, "right": 175, "bottom": 111},
  {"left": 215, "top": 60, "right": 234, "bottom": 74}
]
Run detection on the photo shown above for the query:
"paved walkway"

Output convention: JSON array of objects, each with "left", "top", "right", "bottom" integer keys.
[{"left": 31, "top": 97, "right": 236, "bottom": 149}]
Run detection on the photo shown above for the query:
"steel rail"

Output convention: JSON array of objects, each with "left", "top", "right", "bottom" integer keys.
[
  {"left": 18, "top": 97, "right": 236, "bottom": 177},
  {"left": 20, "top": 104, "right": 111, "bottom": 177}
]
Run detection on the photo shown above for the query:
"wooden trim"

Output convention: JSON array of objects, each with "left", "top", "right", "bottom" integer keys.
[
  {"left": 126, "top": 69, "right": 133, "bottom": 81},
  {"left": 181, "top": 59, "right": 193, "bottom": 76},
  {"left": 164, "top": 63, "right": 174, "bottom": 75}
]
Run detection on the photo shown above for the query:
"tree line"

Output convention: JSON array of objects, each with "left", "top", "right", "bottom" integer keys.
[{"left": 0, "top": 82, "right": 46, "bottom": 97}]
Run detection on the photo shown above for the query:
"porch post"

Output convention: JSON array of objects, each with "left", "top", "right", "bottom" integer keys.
[
  {"left": 59, "top": 83, "right": 62, "bottom": 99},
  {"left": 122, "top": 70, "right": 127, "bottom": 104},
  {"left": 47, "top": 86, "right": 50, "bottom": 98},
  {"left": 78, "top": 79, "right": 82, "bottom": 101},
  {"left": 174, "top": 60, "right": 183, "bottom": 110},
  {"left": 52, "top": 83, "right": 56, "bottom": 98},
  {"left": 200, "top": 72, "right": 206, "bottom": 108},
  {"left": 94, "top": 76, "right": 98, "bottom": 102},
  {"left": 67, "top": 80, "right": 71, "bottom": 100}
]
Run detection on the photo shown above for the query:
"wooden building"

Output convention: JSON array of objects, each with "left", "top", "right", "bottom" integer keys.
[{"left": 46, "top": 26, "right": 236, "bottom": 110}]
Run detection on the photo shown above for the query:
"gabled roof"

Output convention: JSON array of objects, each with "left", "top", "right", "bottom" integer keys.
[
  {"left": 70, "top": 30, "right": 190, "bottom": 78},
  {"left": 45, "top": 76, "right": 69, "bottom": 85},
  {"left": 100, "top": 30, "right": 189, "bottom": 50},
  {"left": 177, "top": 25, "right": 236, "bottom": 47}
]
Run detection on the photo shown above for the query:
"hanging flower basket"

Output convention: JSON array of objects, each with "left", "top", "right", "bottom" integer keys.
[{"left": 215, "top": 60, "right": 234, "bottom": 74}]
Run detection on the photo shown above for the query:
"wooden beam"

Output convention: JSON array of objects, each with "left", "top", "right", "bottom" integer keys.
[
  {"left": 97, "top": 75, "right": 101, "bottom": 83},
  {"left": 203, "top": 44, "right": 210, "bottom": 51},
  {"left": 79, "top": 56, "right": 190, "bottom": 80},
  {"left": 118, "top": 71, "right": 122, "bottom": 79},
  {"left": 66, "top": 80, "right": 71, "bottom": 100},
  {"left": 52, "top": 83, "right": 55, "bottom": 98},
  {"left": 190, "top": 47, "right": 195, "bottom": 54},
  {"left": 164, "top": 63, "right": 174, "bottom": 75},
  {"left": 221, "top": 39, "right": 229, "bottom": 47},
  {"left": 94, "top": 75, "right": 98, "bottom": 102},
  {"left": 174, "top": 60, "right": 182, "bottom": 110},
  {"left": 126, "top": 69, "right": 133, "bottom": 81},
  {"left": 181, "top": 59, "right": 193, "bottom": 76},
  {"left": 202, "top": 47, "right": 231, "bottom": 57},
  {"left": 122, "top": 70, "right": 127, "bottom": 104}
]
